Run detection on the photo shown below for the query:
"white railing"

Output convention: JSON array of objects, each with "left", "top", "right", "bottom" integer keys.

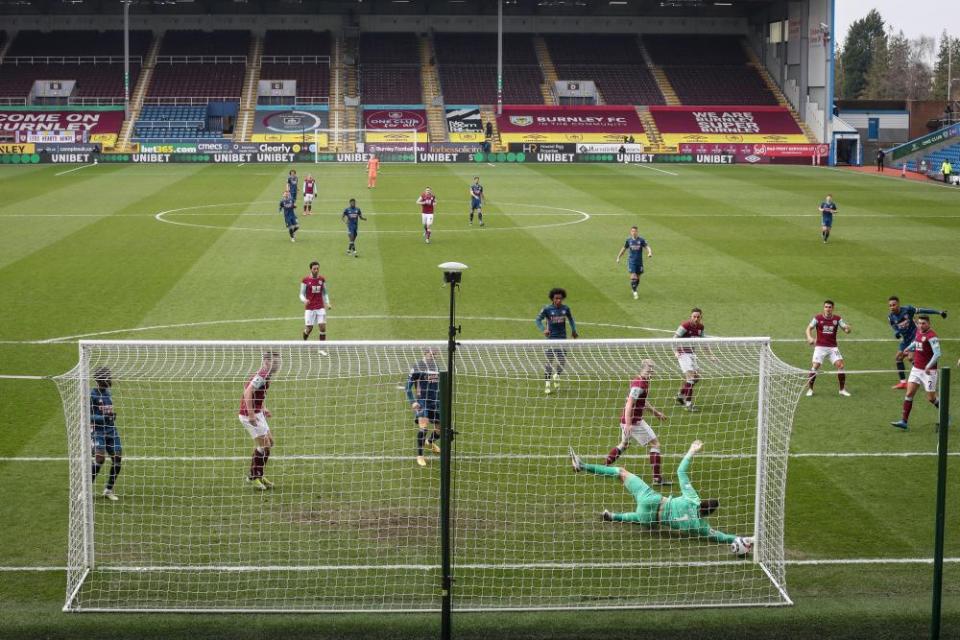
[
  {"left": 261, "top": 55, "right": 331, "bottom": 65},
  {"left": 135, "top": 120, "right": 205, "bottom": 129},
  {"left": 67, "top": 96, "right": 125, "bottom": 106},
  {"left": 784, "top": 79, "right": 800, "bottom": 112},
  {"left": 0, "top": 97, "right": 28, "bottom": 106},
  {"left": 4, "top": 56, "right": 142, "bottom": 65},
  {"left": 294, "top": 96, "right": 330, "bottom": 105},
  {"left": 143, "top": 96, "right": 240, "bottom": 106},
  {"left": 154, "top": 55, "right": 247, "bottom": 65}
]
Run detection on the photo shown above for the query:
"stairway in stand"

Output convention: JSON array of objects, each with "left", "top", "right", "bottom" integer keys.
[
  {"left": 741, "top": 39, "right": 819, "bottom": 143},
  {"left": 115, "top": 31, "right": 163, "bottom": 151},
  {"left": 234, "top": 34, "right": 262, "bottom": 143},
  {"left": 479, "top": 106, "right": 505, "bottom": 153},
  {"left": 533, "top": 36, "right": 558, "bottom": 105},
  {"left": 636, "top": 106, "right": 666, "bottom": 152},
  {"left": 638, "top": 36, "right": 679, "bottom": 106},
  {"left": 420, "top": 35, "right": 446, "bottom": 146}
]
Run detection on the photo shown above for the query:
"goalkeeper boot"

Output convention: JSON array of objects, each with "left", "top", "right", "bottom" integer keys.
[
  {"left": 103, "top": 488, "right": 119, "bottom": 501},
  {"left": 568, "top": 446, "right": 582, "bottom": 473},
  {"left": 544, "top": 380, "right": 552, "bottom": 395},
  {"left": 602, "top": 510, "right": 613, "bottom": 522},
  {"left": 889, "top": 420, "right": 909, "bottom": 430},
  {"left": 248, "top": 477, "right": 268, "bottom": 491},
  {"left": 429, "top": 441, "right": 441, "bottom": 455},
  {"left": 259, "top": 477, "right": 275, "bottom": 489},
  {"left": 551, "top": 372, "right": 561, "bottom": 390},
  {"left": 416, "top": 456, "right": 427, "bottom": 467}
]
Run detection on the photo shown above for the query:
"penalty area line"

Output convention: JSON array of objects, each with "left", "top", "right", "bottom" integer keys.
[
  {"left": 55, "top": 164, "right": 97, "bottom": 177},
  {"left": 628, "top": 163, "right": 679, "bottom": 177}
]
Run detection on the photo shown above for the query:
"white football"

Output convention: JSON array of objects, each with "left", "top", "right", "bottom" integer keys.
[{"left": 731, "top": 536, "right": 753, "bottom": 557}]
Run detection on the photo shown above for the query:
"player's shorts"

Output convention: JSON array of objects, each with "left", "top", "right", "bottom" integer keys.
[
  {"left": 290, "top": 187, "right": 297, "bottom": 199},
  {"left": 545, "top": 345, "right": 567, "bottom": 361},
  {"left": 283, "top": 210, "right": 298, "bottom": 227},
  {"left": 421, "top": 213, "right": 434, "bottom": 226},
  {"left": 620, "top": 420, "right": 657, "bottom": 446},
  {"left": 897, "top": 333, "right": 916, "bottom": 353},
  {"left": 91, "top": 425, "right": 122, "bottom": 456},
  {"left": 304, "top": 308, "right": 327, "bottom": 326},
  {"left": 346, "top": 224, "right": 359, "bottom": 237},
  {"left": 908, "top": 367, "right": 938, "bottom": 393},
  {"left": 471, "top": 197, "right": 482, "bottom": 210},
  {"left": 821, "top": 215, "right": 833, "bottom": 228},
  {"left": 239, "top": 412, "right": 270, "bottom": 439},
  {"left": 303, "top": 193, "right": 315, "bottom": 204},
  {"left": 812, "top": 346, "right": 843, "bottom": 365},
  {"left": 676, "top": 352, "right": 698, "bottom": 373},
  {"left": 627, "top": 261, "right": 644, "bottom": 275},
  {"left": 414, "top": 403, "right": 440, "bottom": 425}
]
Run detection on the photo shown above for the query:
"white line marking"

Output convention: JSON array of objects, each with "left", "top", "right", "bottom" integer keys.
[
  {"left": 236, "top": 163, "right": 246, "bottom": 167},
  {"left": 630, "top": 163, "right": 679, "bottom": 176},
  {"left": 1, "top": 558, "right": 958, "bottom": 572},
  {"left": 487, "top": 162, "right": 495, "bottom": 167},
  {"left": 825, "top": 166, "right": 960, "bottom": 191},
  {"left": 153, "top": 200, "right": 591, "bottom": 235},
  {"left": 0, "top": 374, "right": 48, "bottom": 380},
  {"left": 54, "top": 164, "right": 96, "bottom": 177},
  {"left": 1, "top": 452, "right": 955, "bottom": 463}
]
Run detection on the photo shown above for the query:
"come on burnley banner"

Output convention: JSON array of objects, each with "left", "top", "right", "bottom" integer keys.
[
  {"left": 0, "top": 108, "right": 124, "bottom": 146},
  {"left": 363, "top": 109, "right": 428, "bottom": 143},
  {"left": 650, "top": 106, "right": 808, "bottom": 146},
  {"left": 496, "top": 106, "right": 645, "bottom": 143}
]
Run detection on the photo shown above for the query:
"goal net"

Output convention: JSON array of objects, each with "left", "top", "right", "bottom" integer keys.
[
  {"left": 313, "top": 128, "right": 421, "bottom": 162},
  {"left": 56, "top": 338, "right": 806, "bottom": 612}
]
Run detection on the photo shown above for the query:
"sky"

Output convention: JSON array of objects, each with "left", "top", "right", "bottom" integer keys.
[{"left": 834, "top": 1, "right": 960, "bottom": 43}]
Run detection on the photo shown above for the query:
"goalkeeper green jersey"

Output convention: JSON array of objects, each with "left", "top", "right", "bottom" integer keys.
[{"left": 606, "top": 453, "right": 736, "bottom": 544}]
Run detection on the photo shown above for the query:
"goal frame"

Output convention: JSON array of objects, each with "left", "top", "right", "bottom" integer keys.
[{"left": 60, "top": 337, "right": 799, "bottom": 613}]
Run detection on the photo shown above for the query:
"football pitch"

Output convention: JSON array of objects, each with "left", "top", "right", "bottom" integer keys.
[{"left": 0, "top": 161, "right": 958, "bottom": 639}]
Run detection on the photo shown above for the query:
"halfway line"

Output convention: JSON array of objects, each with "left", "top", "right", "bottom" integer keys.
[{"left": 55, "top": 164, "right": 96, "bottom": 177}]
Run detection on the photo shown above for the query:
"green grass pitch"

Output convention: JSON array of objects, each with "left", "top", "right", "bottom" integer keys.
[{"left": 0, "top": 161, "right": 958, "bottom": 639}]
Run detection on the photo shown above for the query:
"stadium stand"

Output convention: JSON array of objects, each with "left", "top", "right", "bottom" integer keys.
[
  {"left": 914, "top": 143, "right": 960, "bottom": 180},
  {"left": 4, "top": 29, "right": 152, "bottom": 58},
  {"left": 134, "top": 105, "right": 224, "bottom": 139},
  {"left": 643, "top": 34, "right": 777, "bottom": 106},
  {"left": 546, "top": 34, "right": 663, "bottom": 105},
  {"left": 0, "top": 63, "right": 139, "bottom": 100},
  {"left": 433, "top": 33, "right": 542, "bottom": 105},
  {"left": 148, "top": 63, "right": 245, "bottom": 100},
  {"left": 358, "top": 32, "right": 422, "bottom": 105},
  {"left": 260, "top": 30, "right": 332, "bottom": 102},
  {"left": 157, "top": 30, "right": 250, "bottom": 57}
]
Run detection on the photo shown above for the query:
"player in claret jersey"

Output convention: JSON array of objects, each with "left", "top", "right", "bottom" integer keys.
[
  {"left": 887, "top": 296, "right": 948, "bottom": 389},
  {"left": 891, "top": 315, "right": 944, "bottom": 430},
  {"left": 300, "top": 261, "right": 331, "bottom": 340},
  {"left": 279, "top": 189, "right": 299, "bottom": 242},
  {"left": 468, "top": 176, "right": 485, "bottom": 226},
  {"left": 535, "top": 288, "right": 578, "bottom": 395},
  {"left": 417, "top": 187, "right": 437, "bottom": 244},
  {"left": 805, "top": 300, "right": 852, "bottom": 397},
  {"left": 302, "top": 174, "right": 317, "bottom": 215},
  {"left": 406, "top": 348, "right": 442, "bottom": 467},
  {"left": 674, "top": 308, "right": 706, "bottom": 411},
  {"left": 615, "top": 226, "right": 653, "bottom": 300},
  {"left": 604, "top": 359, "right": 670, "bottom": 486},
  {"left": 239, "top": 351, "right": 281, "bottom": 491}
]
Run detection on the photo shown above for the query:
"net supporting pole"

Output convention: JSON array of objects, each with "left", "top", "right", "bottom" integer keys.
[
  {"left": 931, "top": 367, "right": 950, "bottom": 640},
  {"left": 440, "top": 266, "right": 462, "bottom": 640},
  {"left": 753, "top": 343, "right": 769, "bottom": 561}
]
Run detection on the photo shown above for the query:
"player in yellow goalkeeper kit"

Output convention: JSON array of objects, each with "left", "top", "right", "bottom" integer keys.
[{"left": 570, "top": 440, "right": 751, "bottom": 546}]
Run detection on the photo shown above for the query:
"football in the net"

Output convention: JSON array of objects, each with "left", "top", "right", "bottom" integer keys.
[{"left": 730, "top": 536, "right": 753, "bottom": 557}]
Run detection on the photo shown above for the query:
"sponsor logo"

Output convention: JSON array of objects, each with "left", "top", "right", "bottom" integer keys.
[{"left": 744, "top": 154, "right": 762, "bottom": 163}]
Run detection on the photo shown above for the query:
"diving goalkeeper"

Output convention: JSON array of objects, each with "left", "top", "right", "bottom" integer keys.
[{"left": 570, "top": 440, "right": 753, "bottom": 549}]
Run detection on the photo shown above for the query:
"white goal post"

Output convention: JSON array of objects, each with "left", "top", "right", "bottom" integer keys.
[
  {"left": 313, "top": 128, "right": 421, "bottom": 162},
  {"left": 55, "top": 338, "right": 806, "bottom": 612}
]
